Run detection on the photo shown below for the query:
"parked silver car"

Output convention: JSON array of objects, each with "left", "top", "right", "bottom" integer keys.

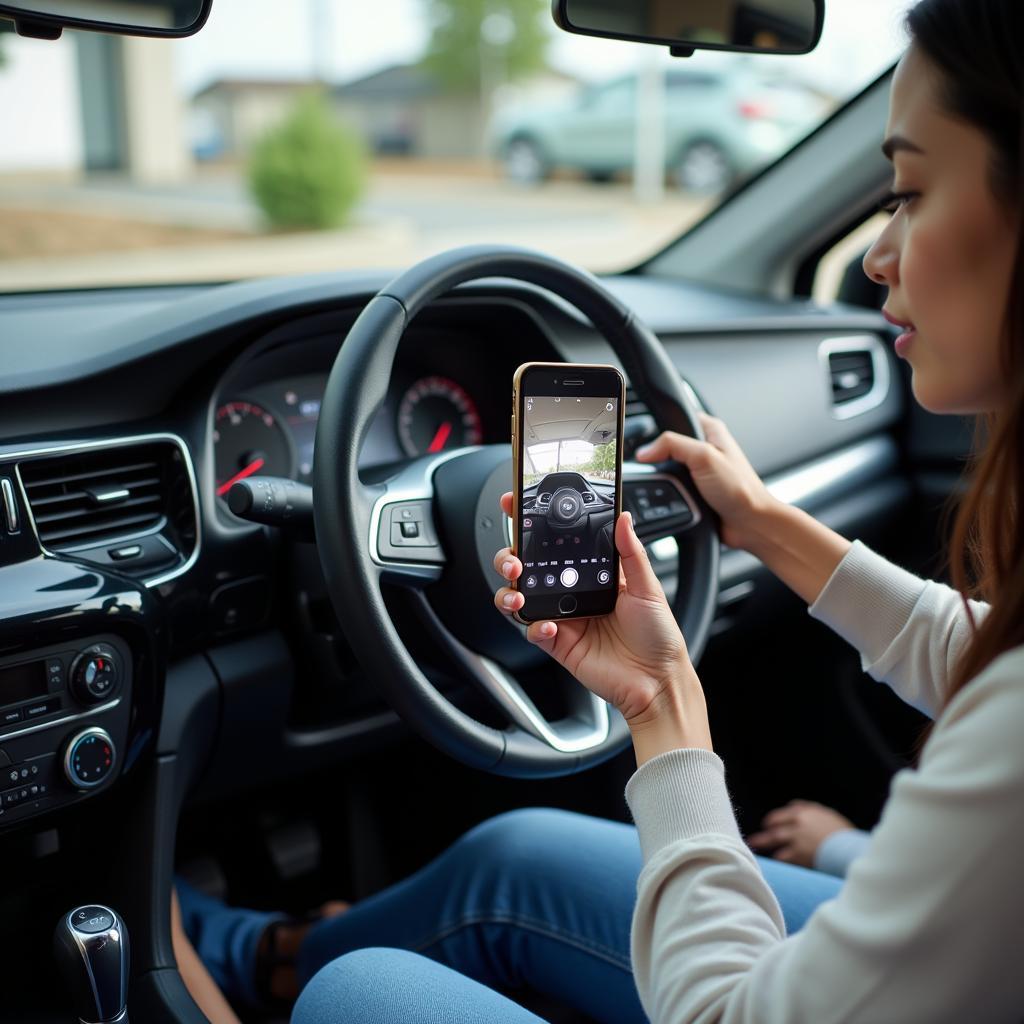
[{"left": 492, "top": 65, "right": 828, "bottom": 193}]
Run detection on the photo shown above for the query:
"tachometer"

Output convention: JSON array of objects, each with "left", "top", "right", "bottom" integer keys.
[
  {"left": 213, "top": 400, "right": 293, "bottom": 499},
  {"left": 397, "top": 376, "right": 483, "bottom": 457}
]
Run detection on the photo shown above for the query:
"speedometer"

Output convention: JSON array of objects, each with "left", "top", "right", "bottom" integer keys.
[
  {"left": 397, "top": 376, "right": 483, "bottom": 457},
  {"left": 213, "top": 400, "right": 293, "bottom": 499}
]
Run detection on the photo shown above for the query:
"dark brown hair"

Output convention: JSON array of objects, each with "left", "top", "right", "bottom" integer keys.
[{"left": 905, "top": 0, "right": 1024, "bottom": 706}]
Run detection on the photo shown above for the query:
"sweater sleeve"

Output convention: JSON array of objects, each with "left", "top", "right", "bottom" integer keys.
[
  {"left": 626, "top": 649, "right": 1024, "bottom": 1024},
  {"left": 806, "top": 539, "right": 990, "bottom": 717}
]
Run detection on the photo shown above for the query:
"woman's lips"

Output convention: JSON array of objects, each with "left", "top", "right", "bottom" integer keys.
[{"left": 882, "top": 310, "right": 916, "bottom": 357}]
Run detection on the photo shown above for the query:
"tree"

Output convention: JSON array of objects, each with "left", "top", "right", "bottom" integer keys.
[
  {"left": 248, "top": 92, "right": 367, "bottom": 230},
  {"left": 421, "top": 0, "right": 549, "bottom": 94},
  {"left": 581, "top": 439, "right": 617, "bottom": 479}
]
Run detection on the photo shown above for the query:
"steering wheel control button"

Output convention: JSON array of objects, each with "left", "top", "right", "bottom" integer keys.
[
  {"left": 64, "top": 728, "right": 115, "bottom": 791},
  {"left": 71, "top": 907, "right": 114, "bottom": 935},
  {"left": 557, "top": 595, "right": 578, "bottom": 615},
  {"left": 597, "top": 569, "right": 611, "bottom": 584},
  {"left": 559, "top": 567, "right": 579, "bottom": 588},
  {"left": 379, "top": 500, "right": 443, "bottom": 562},
  {"left": 71, "top": 645, "right": 121, "bottom": 704},
  {"left": 524, "top": 575, "right": 537, "bottom": 588}
]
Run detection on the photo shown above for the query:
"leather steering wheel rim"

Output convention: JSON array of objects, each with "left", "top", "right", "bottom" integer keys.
[{"left": 312, "top": 244, "right": 719, "bottom": 778}]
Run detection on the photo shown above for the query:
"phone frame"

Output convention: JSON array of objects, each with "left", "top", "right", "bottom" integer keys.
[{"left": 511, "top": 361, "right": 625, "bottom": 624}]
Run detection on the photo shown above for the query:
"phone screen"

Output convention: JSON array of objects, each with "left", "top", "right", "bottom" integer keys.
[{"left": 515, "top": 365, "right": 623, "bottom": 620}]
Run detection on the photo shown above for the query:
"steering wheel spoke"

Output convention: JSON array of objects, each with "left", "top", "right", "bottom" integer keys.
[{"left": 409, "top": 590, "right": 611, "bottom": 754}]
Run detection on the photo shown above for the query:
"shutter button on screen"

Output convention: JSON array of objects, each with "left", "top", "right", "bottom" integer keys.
[
  {"left": 559, "top": 568, "right": 578, "bottom": 588},
  {"left": 558, "top": 595, "right": 578, "bottom": 614}
]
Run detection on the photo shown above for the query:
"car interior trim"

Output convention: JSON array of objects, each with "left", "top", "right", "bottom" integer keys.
[
  {"left": 0, "top": 696, "right": 121, "bottom": 744},
  {"left": 818, "top": 334, "right": 892, "bottom": 421},
  {"left": 766, "top": 435, "right": 898, "bottom": 508},
  {"left": 6, "top": 432, "right": 201, "bottom": 589}
]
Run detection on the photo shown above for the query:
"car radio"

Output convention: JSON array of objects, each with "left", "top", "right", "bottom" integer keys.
[{"left": 0, "top": 634, "right": 132, "bottom": 826}]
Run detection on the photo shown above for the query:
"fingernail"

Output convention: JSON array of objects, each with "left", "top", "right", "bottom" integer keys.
[
  {"left": 502, "top": 593, "right": 517, "bottom": 608},
  {"left": 501, "top": 560, "right": 514, "bottom": 578},
  {"left": 623, "top": 510, "right": 633, "bottom": 530},
  {"left": 635, "top": 444, "right": 651, "bottom": 457},
  {"left": 541, "top": 623, "right": 555, "bottom": 637}
]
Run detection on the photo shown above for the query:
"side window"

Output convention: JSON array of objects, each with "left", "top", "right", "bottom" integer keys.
[{"left": 813, "top": 213, "right": 888, "bottom": 305}]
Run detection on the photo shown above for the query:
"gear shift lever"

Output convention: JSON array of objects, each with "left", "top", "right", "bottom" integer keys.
[{"left": 54, "top": 905, "right": 130, "bottom": 1024}]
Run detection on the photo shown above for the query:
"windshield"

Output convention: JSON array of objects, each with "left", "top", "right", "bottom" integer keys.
[{"left": 0, "top": 0, "right": 909, "bottom": 292}]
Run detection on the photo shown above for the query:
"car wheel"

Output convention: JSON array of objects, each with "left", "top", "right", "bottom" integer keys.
[
  {"left": 672, "top": 140, "right": 733, "bottom": 194},
  {"left": 502, "top": 137, "right": 549, "bottom": 185}
]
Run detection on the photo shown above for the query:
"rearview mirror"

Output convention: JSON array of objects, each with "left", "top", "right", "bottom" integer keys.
[
  {"left": 0, "top": 0, "right": 211, "bottom": 40},
  {"left": 552, "top": 0, "right": 824, "bottom": 57}
]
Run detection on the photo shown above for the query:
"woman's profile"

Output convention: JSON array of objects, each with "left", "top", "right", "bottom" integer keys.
[{"left": 177, "top": 1, "right": 1024, "bottom": 1021}]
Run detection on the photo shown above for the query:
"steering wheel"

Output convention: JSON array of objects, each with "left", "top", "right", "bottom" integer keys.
[{"left": 313, "top": 245, "right": 719, "bottom": 778}]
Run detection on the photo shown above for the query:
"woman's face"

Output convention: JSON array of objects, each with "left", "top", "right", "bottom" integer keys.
[{"left": 863, "top": 44, "right": 1019, "bottom": 415}]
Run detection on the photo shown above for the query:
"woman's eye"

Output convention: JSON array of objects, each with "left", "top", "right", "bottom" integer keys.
[{"left": 878, "top": 190, "right": 919, "bottom": 216}]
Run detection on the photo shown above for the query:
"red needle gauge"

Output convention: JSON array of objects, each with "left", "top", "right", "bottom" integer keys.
[
  {"left": 217, "top": 457, "right": 265, "bottom": 497},
  {"left": 427, "top": 421, "right": 452, "bottom": 453}
]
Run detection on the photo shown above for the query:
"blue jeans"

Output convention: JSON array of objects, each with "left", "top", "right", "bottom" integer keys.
[{"left": 176, "top": 808, "right": 842, "bottom": 1023}]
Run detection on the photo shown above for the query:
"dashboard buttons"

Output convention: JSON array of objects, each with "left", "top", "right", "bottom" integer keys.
[
  {"left": 71, "top": 645, "right": 120, "bottom": 705},
  {"left": 64, "top": 728, "right": 115, "bottom": 790},
  {"left": 559, "top": 567, "right": 579, "bottom": 588},
  {"left": 558, "top": 595, "right": 578, "bottom": 615}
]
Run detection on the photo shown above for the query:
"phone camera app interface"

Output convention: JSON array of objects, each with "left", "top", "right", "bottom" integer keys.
[{"left": 520, "top": 394, "right": 618, "bottom": 596}]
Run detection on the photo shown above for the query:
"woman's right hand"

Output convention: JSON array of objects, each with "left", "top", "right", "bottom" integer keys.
[{"left": 634, "top": 411, "right": 774, "bottom": 551}]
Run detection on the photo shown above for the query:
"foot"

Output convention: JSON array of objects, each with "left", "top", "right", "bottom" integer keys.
[{"left": 259, "top": 900, "right": 350, "bottom": 1003}]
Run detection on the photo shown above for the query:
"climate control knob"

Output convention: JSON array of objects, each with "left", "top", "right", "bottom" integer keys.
[
  {"left": 70, "top": 644, "right": 120, "bottom": 704},
  {"left": 64, "top": 728, "right": 116, "bottom": 790}
]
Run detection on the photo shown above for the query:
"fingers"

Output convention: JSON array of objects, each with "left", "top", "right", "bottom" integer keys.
[
  {"left": 614, "top": 511, "right": 663, "bottom": 602},
  {"left": 500, "top": 491, "right": 513, "bottom": 517},
  {"left": 635, "top": 428, "right": 719, "bottom": 471},
  {"left": 494, "top": 585, "right": 524, "bottom": 614},
  {"left": 492, "top": 547, "right": 522, "bottom": 581},
  {"left": 747, "top": 824, "right": 794, "bottom": 850}
]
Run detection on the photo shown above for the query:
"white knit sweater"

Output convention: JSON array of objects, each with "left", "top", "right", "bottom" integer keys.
[{"left": 624, "top": 539, "right": 1024, "bottom": 1024}]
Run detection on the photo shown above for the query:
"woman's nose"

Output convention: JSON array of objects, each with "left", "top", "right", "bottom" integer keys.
[{"left": 862, "top": 230, "right": 898, "bottom": 287}]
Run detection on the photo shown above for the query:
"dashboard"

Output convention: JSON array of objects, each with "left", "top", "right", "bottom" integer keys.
[
  {"left": 0, "top": 269, "right": 906, "bottom": 836},
  {"left": 210, "top": 305, "right": 538, "bottom": 518}
]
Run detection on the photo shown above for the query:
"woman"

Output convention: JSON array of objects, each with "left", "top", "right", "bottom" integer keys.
[{"left": 181, "top": 1, "right": 1024, "bottom": 1020}]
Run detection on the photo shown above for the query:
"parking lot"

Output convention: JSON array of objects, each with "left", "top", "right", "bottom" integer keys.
[{"left": 0, "top": 161, "right": 710, "bottom": 290}]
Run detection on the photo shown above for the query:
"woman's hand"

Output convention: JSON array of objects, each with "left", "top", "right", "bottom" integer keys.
[
  {"left": 634, "top": 411, "right": 773, "bottom": 551},
  {"left": 492, "top": 492, "right": 712, "bottom": 761},
  {"left": 747, "top": 800, "right": 855, "bottom": 867}
]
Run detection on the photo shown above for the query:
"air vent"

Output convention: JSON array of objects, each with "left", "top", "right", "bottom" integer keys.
[
  {"left": 18, "top": 438, "right": 198, "bottom": 582},
  {"left": 819, "top": 336, "right": 890, "bottom": 420},
  {"left": 581, "top": 492, "right": 595, "bottom": 503},
  {"left": 828, "top": 349, "right": 875, "bottom": 405},
  {"left": 538, "top": 492, "right": 552, "bottom": 504}
]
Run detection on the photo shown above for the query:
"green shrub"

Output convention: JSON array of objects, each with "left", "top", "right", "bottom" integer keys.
[{"left": 248, "top": 92, "right": 367, "bottom": 230}]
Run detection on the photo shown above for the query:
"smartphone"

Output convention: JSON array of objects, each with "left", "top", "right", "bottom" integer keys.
[{"left": 511, "top": 361, "right": 625, "bottom": 624}]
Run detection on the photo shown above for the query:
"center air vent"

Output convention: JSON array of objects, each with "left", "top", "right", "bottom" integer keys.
[
  {"left": 821, "top": 336, "right": 889, "bottom": 420},
  {"left": 17, "top": 438, "right": 198, "bottom": 584}
]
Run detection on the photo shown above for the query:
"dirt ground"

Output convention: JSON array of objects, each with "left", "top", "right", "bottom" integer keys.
[{"left": 0, "top": 207, "right": 244, "bottom": 261}]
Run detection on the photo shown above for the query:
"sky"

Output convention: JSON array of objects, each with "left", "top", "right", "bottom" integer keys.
[{"left": 175, "top": 0, "right": 912, "bottom": 97}]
